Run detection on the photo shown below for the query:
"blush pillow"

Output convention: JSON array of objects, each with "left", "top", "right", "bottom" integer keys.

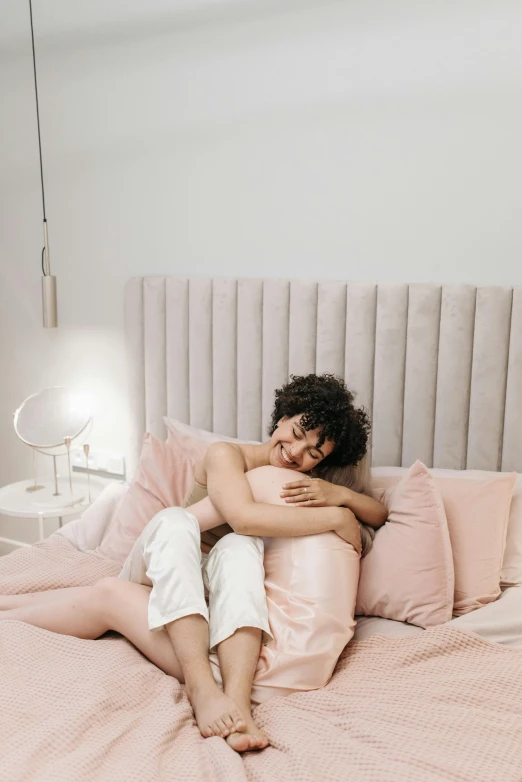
[
  {"left": 100, "top": 422, "right": 257, "bottom": 565},
  {"left": 251, "top": 531, "right": 359, "bottom": 704},
  {"left": 356, "top": 461, "right": 454, "bottom": 628},
  {"left": 245, "top": 466, "right": 359, "bottom": 704},
  {"left": 98, "top": 433, "right": 193, "bottom": 565},
  {"left": 163, "top": 417, "right": 259, "bottom": 464},
  {"left": 501, "top": 474, "right": 522, "bottom": 587},
  {"left": 162, "top": 417, "right": 261, "bottom": 506},
  {"left": 371, "top": 467, "right": 517, "bottom": 615},
  {"left": 436, "top": 474, "right": 515, "bottom": 614},
  {"left": 196, "top": 465, "right": 360, "bottom": 705}
]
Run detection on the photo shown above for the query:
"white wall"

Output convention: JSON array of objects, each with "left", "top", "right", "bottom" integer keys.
[{"left": 1, "top": 0, "right": 522, "bottom": 544}]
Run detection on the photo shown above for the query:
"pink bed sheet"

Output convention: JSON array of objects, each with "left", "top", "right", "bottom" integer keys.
[{"left": 2, "top": 537, "right": 522, "bottom": 782}]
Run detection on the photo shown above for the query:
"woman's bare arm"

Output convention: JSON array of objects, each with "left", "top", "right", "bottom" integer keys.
[
  {"left": 341, "top": 488, "right": 387, "bottom": 528},
  {"left": 203, "top": 444, "right": 361, "bottom": 551}
]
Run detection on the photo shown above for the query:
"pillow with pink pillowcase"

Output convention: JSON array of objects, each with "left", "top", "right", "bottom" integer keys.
[
  {"left": 163, "top": 417, "right": 260, "bottom": 465},
  {"left": 356, "top": 461, "right": 454, "bottom": 628},
  {"left": 371, "top": 466, "right": 517, "bottom": 615},
  {"left": 251, "top": 529, "right": 359, "bottom": 704},
  {"left": 99, "top": 422, "right": 258, "bottom": 565},
  {"left": 97, "top": 433, "right": 193, "bottom": 565},
  {"left": 191, "top": 464, "right": 360, "bottom": 705}
]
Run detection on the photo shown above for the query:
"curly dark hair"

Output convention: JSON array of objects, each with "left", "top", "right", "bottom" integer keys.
[{"left": 268, "top": 374, "right": 370, "bottom": 468}]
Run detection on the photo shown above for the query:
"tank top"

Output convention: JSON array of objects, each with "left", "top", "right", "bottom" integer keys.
[{"left": 183, "top": 479, "right": 233, "bottom": 549}]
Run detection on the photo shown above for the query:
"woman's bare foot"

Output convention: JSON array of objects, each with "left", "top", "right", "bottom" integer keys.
[
  {"left": 187, "top": 684, "right": 246, "bottom": 739},
  {"left": 226, "top": 712, "right": 269, "bottom": 752}
]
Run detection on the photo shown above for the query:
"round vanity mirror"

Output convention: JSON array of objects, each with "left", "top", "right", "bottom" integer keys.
[
  {"left": 13, "top": 387, "right": 94, "bottom": 505},
  {"left": 14, "top": 387, "right": 92, "bottom": 455}
]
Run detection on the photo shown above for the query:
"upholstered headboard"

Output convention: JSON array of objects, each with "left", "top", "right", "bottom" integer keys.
[{"left": 125, "top": 277, "right": 522, "bottom": 476}]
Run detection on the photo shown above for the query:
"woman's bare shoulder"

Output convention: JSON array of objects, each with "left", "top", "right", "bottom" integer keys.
[
  {"left": 195, "top": 441, "right": 252, "bottom": 483},
  {"left": 236, "top": 441, "right": 267, "bottom": 472}
]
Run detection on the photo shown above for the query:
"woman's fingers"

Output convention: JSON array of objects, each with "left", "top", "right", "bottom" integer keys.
[
  {"left": 284, "top": 494, "right": 325, "bottom": 506},
  {"left": 282, "top": 479, "right": 307, "bottom": 490},
  {"left": 281, "top": 479, "right": 327, "bottom": 505},
  {"left": 282, "top": 476, "right": 313, "bottom": 489},
  {"left": 280, "top": 486, "right": 308, "bottom": 497},
  {"left": 284, "top": 492, "right": 310, "bottom": 503}
]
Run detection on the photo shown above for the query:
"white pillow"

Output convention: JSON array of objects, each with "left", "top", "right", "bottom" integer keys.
[{"left": 55, "top": 482, "right": 128, "bottom": 553}]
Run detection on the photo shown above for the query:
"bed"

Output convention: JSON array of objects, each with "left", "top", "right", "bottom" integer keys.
[{"left": 2, "top": 276, "right": 522, "bottom": 781}]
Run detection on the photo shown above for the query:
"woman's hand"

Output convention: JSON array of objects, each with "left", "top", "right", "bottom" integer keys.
[
  {"left": 280, "top": 476, "right": 348, "bottom": 507},
  {"left": 281, "top": 475, "right": 388, "bottom": 530}
]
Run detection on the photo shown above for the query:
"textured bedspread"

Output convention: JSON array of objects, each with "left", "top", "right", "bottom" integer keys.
[{"left": 2, "top": 538, "right": 522, "bottom": 782}]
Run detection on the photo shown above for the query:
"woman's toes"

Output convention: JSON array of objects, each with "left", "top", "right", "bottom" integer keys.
[
  {"left": 209, "top": 720, "right": 223, "bottom": 737},
  {"left": 231, "top": 709, "right": 246, "bottom": 732},
  {"left": 215, "top": 718, "right": 230, "bottom": 737},
  {"left": 222, "top": 713, "right": 235, "bottom": 733}
]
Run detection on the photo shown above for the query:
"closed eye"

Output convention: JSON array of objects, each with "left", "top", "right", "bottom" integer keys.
[{"left": 294, "top": 426, "right": 321, "bottom": 460}]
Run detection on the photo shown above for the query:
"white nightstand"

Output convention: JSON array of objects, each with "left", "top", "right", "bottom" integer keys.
[{"left": 0, "top": 474, "right": 107, "bottom": 548}]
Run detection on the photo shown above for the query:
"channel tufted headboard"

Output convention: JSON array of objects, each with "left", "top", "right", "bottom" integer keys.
[{"left": 124, "top": 277, "right": 522, "bottom": 477}]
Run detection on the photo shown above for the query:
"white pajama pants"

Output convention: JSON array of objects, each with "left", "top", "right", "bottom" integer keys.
[{"left": 119, "top": 507, "right": 272, "bottom": 651}]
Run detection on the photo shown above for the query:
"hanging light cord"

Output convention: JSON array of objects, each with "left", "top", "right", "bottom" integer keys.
[{"left": 29, "top": 0, "right": 49, "bottom": 275}]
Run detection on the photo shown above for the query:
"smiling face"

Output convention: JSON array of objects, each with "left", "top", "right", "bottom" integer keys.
[{"left": 268, "top": 415, "right": 335, "bottom": 473}]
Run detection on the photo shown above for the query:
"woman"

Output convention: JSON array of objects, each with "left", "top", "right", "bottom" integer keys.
[{"left": 0, "top": 375, "right": 386, "bottom": 753}]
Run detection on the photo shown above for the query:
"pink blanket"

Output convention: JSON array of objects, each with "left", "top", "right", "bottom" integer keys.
[{"left": 2, "top": 537, "right": 522, "bottom": 781}]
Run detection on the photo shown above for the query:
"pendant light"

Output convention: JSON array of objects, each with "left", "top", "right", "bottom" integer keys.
[{"left": 29, "top": 0, "right": 58, "bottom": 328}]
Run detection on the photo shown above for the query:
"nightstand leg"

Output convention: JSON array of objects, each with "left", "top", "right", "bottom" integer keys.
[{"left": 38, "top": 512, "right": 44, "bottom": 542}]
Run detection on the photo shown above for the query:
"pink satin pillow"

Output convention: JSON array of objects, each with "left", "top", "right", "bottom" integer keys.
[
  {"left": 252, "top": 531, "right": 359, "bottom": 704},
  {"left": 371, "top": 467, "right": 517, "bottom": 615},
  {"left": 98, "top": 433, "right": 193, "bottom": 565},
  {"left": 203, "top": 465, "right": 360, "bottom": 705},
  {"left": 357, "top": 461, "right": 454, "bottom": 628}
]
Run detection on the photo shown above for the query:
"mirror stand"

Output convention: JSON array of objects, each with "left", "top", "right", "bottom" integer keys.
[
  {"left": 26, "top": 447, "right": 45, "bottom": 493},
  {"left": 53, "top": 455, "right": 60, "bottom": 496}
]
